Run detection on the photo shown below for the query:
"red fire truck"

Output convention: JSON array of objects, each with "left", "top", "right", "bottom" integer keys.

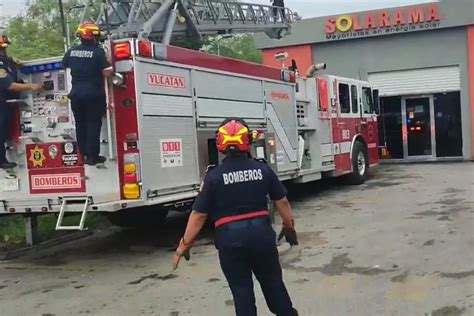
[{"left": 0, "top": 0, "right": 379, "bottom": 231}]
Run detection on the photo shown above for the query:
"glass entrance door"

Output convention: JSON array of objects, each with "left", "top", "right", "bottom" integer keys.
[{"left": 402, "top": 96, "right": 435, "bottom": 159}]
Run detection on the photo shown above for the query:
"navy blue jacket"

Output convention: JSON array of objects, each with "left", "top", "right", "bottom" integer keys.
[
  {"left": 62, "top": 42, "right": 111, "bottom": 98},
  {"left": 193, "top": 155, "right": 287, "bottom": 222}
]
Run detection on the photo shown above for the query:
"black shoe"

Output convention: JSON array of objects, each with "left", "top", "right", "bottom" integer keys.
[
  {"left": 277, "top": 309, "right": 298, "bottom": 316},
  {"left": 0, "top": 161, "right": 17, "bottom": 169},
  {"left": 85, "top": 156, "right": 106, "bottom": 166}
]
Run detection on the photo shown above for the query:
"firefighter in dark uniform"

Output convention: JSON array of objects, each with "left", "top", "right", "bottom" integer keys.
[
  {"left": 271, "top": 0, "right": 286, "bottom": 19},
  {"left": 173, "top": 118, "right": 299, "bottom": 316},
  {"left": 0, "top": 35, "right": 43, "bottom": 169},
  {"left": 62, "top": 22, "right": 113, "bottom": 166}
]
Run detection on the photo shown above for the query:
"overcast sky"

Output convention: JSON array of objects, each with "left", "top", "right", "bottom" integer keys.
[
  {"left": 252, "top": 0, "right": 438, "bottom": 17},
  {"left": 1, "top": 0, "right": 438, "bottom": 18}
]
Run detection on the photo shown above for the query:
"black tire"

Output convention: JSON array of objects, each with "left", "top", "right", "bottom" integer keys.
[
  {"left": 106, "top": 206, "right": 169, "bottom": 228},
  {"left": 348, "top": 141, "right": 369, "bottom": 185}
]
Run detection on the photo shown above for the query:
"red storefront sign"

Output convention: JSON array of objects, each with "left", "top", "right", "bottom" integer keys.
[{"left": 325, "top": 4, "right": 441, "bottom": 34}]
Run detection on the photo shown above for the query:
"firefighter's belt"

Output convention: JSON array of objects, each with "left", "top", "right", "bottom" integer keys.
[{"left": 215, "top": 210, "right": 269, "bottom": 228}]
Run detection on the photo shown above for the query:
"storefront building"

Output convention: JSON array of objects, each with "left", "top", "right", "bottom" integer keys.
[{"left": 256, "top": 0, "right": 474, "bottom": 161}]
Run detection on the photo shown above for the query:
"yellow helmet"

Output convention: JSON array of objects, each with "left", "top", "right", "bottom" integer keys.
[{"left": 76, "top": 21, "right": 102, "bottom": 40}]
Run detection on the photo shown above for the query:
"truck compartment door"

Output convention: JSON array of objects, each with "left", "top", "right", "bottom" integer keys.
[
  {"left": 135, "top": 62, "right": 200, "bottom": 197},
  {"left": 265, "top": 82, "right": 298, "bottom": 175}
]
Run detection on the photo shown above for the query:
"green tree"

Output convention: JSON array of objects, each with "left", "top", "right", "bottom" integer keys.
[
  {"left": 5, "top": 0, "right": 261, "bottom": 63},
  {"left": 6, "top": 0, "right": 101, "bottom": 61},
  {"left": 203, "top": 34, "right": 263, "bottom": 64}
]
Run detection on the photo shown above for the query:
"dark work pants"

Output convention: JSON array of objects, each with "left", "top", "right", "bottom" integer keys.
[
  {"left": 216, "top": 218, "right": 295, "bottom": 316},
  {"left": 272, "top": 0, "right": 285, "bottom": 19},
  {"left": 0, "top": 103, "right": 12, "bottom": 163},
  {"left": 70, "top": 95, "right": 105, "bottom": 159}
]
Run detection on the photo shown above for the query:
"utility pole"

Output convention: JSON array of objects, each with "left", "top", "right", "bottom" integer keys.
[
  {"left": 216, "top": 34, "right": 233, "bottom": 56},
  {"left": 58, "top": 0, "right": 68, "bottom": 52}
]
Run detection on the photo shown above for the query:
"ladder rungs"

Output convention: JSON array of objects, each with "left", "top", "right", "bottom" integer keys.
[
  {"left": 55, "top": 225, "right": 86, "bottom": 231},
  {"left": 98, "top": 0, "right": 292, "bottom": 40},
  {"left": 56, "top": 197, "right": 90, "bottom": 231}
]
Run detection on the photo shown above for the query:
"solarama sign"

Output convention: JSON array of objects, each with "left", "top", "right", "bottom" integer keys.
[{"left": 325, "top": 4, "right": 441, "bottom": 40}]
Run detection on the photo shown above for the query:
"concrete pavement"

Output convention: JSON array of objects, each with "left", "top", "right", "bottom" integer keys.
[{"left": 0, "top": 163, "right": 473, "bottom": 316}]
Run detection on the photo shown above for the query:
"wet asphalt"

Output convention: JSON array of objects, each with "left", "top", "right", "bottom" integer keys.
[{"left": 0, "top": 163, "right": 473, "bottom": 316}]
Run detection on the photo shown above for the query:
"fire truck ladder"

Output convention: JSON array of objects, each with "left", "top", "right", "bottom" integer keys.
[
  {"left": 96, "top": 0, "right": 293, "bottom": 43},
  {"left": 55, "top": 197, "right": 90, "bottom": 231}
]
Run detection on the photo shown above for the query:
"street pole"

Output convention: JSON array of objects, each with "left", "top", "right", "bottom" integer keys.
[
  {"left": 216, "top": 34, "right": 233, "bottom": 56},
  {"left": 58, "top": 0, "right": 68, "bottom": 53},
  {"left": 65, "top": 5, "right": 86, "bottom": 50},
  {"left": 66, "top": 15, "right": 70, "bottom": 48}
]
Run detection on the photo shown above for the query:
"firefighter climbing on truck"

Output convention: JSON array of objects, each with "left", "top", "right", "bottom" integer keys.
[
  {"left": 0, "top": 34, "right": 43, "bottom": 170},
  {"left": 62, "top": 21, "right": 114, "bottom": 166}
]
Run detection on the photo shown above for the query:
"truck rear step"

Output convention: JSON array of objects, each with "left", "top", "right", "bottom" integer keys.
[{"left": 55, "top": 197, "right": 90, "bottom": 231}]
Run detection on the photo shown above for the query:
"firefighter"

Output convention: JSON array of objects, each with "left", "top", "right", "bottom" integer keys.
[
  {"left": 62, "top": 22, "right": 113, "bottom": 166},
  {"left": 173, "top": 118, "right": 299, "bottom": 316},
  {"left": 271, "top": 0, "right": 286, "bottom": 19},
  {"left": 0, "top": 35, "right": 43, "bottom": 169}
]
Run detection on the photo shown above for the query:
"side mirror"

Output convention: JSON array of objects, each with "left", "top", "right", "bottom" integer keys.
[{"left": 373, "top": 89, "right": 380, "bottom": 115}]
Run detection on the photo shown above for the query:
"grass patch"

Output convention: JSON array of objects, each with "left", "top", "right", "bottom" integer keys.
[{"left": 0, "top": 213, "right": 108, "bottom": 250}]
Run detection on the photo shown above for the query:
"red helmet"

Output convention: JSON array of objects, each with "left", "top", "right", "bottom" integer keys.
[
  {"left": 0, "top": 35, "right": 11, "bottom": 48},
  {"left": 76, "top": 21, "right": 102, "bottom": 40},
  {"left": 216, "top": 118, "right": 251, "bottom": 154}
]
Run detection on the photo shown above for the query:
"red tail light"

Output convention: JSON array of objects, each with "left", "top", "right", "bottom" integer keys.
[
  {"left": 124, "top": 173, "right": 138, "bottom": 183},
  {"left": 114, "top": 42, "right": 132, "bottom": 60},
  {"left": 138, "top": 40, "right": 153, "bottom": 58}
]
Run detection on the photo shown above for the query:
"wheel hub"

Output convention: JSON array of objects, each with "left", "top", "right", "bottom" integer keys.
[{"left": 357, "top": 151, "right": 366, "bottom": 175}]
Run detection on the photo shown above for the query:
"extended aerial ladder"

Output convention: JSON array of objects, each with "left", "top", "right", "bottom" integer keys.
[{"left": 88, "top": 0, "right": 293, "bottom": 43}]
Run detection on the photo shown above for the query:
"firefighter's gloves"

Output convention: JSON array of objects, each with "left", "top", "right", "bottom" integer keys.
[
  {"left": 278, "top": 220, "right": 298, "bottom": 246},
  {"left": 172, "top": 237, "right": 194, "bottom": 270}
]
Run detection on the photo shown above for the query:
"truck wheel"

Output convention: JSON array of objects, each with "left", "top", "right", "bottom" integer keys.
[
  {"left": 107, "top": 207, "right": 169, "bottom": 228},
  {"left": 348, "top": 141, "right": 369, "bottom": 185}
]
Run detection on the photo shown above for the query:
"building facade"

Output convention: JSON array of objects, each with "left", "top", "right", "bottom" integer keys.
[{"left": 256, "top": 0, "right": 474, "bottom": 161}]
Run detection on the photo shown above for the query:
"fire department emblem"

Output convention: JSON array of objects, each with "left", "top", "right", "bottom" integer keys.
[
  {"left": 29, "top": 145, "right": 46, "bottom": 167},
  {"left": 48, "top": 145, "right": 58, "bottom": 159},
  {"left": 64, "top": 142, "right": 74, "bottom": 154}
]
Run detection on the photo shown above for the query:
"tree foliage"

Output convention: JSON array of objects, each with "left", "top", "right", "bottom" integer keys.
[
  {"left": 7, "top": 0, "right": 102, "bottom": 60},
  {"left": 5, "top": 0, "right": 262, "bottom": 63},
  {"left": 203, "top": 34, "right": 262, "bottom": 64}
]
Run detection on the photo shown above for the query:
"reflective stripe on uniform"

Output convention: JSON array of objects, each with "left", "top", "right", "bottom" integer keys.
[{"left": 215, "top": 210, "right": 269, "bottom": 228}]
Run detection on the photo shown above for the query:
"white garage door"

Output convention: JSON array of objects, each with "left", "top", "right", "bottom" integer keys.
[{"left": 368, "top": 66, "right": 460, "bottom": 97}]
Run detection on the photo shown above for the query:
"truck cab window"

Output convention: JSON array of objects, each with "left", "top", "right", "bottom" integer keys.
[
  {"left": 351, "top": 85, "right": 358, "bottom": 114},
  {"left": 339, "top": 83, "right": 350, "bottom": 114},
  {"left": 362, "top": 87, "right": 374, "bottom": 114}
]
